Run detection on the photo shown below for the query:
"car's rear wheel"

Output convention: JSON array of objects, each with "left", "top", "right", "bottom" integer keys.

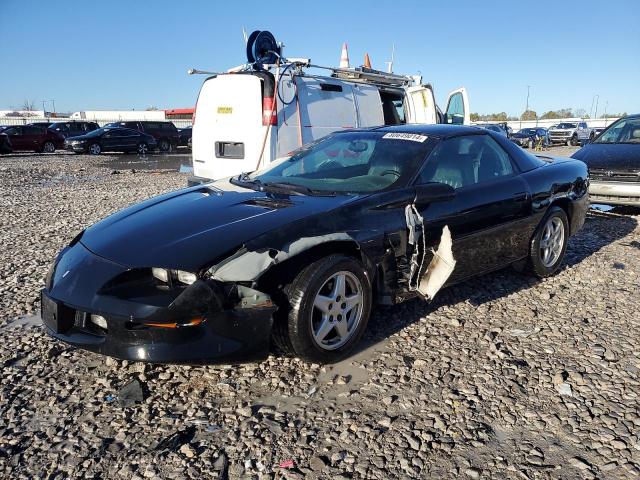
[
  {"left": 528, "top": 206, "right": 569, "bottom": 278},
  {"left": 89, "top": 143, "right": 101, "bottom": 155},
  {"left": 272, "top": 255, "right": 372, "bottom": 363},
  {"left": 137, "top": 142, "right": 148, "bottom": 155},
  {"left": 159, "top": 138, "right": 170, "bottom": 152},
  {"left": 42, "top": 141, "right": 55, "bottom": 153}
]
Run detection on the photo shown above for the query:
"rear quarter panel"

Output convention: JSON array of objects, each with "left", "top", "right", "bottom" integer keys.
[{"left": 521, "top": 157, "right": 589, "bottom": 235}]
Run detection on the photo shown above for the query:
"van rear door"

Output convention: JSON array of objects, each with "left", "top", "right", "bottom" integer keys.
[
  {"left": 192, "top": 74, "right": 268, "bottom": 180},
  {"left": 444, "top": 87, "right": 470, "bottom": 125},
  {"left": 405, "top": 86, "right": 437, "bottom": 124}
]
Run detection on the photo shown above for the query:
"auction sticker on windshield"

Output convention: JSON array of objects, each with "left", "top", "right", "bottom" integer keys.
[
  {"left": 217, "top": 106, "right": 233, "bottom": 114},
  {"left": 382, "top": 132, "right": 428, "bottom": 142}
]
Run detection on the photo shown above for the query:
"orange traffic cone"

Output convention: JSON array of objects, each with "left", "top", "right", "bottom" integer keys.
[
  {"left": 364, "top": 53, "right": 372, "bottom": 69},
  {"left": 340, "top": 43, "right": 350, "bottom": 68}
]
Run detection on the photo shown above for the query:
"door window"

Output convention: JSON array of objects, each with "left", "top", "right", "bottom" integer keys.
[
  {"left": 5, "top": 127, "right": 21, "bottom": 135},
  {"left": 24, "top": 126, "right": 44, "bottom": 135},
  {"left": 417, "top": 135, "right": 514, "bottom": 189},
  {"left": 445, "top": 93, "right": 464, "bottom": 124}
]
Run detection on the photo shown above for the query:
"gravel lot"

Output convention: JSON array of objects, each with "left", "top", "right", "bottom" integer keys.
[{"left": 1, "top": 148, "right": 639, "bottom": 479}]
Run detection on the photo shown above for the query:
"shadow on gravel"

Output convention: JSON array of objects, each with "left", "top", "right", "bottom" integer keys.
[{"left": 352, "top": 208, "right": 638, "bottom": 358}]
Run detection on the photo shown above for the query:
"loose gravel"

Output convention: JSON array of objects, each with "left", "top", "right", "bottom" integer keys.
[{"left": 1, "top": 150, "right": 639, "bottom": 479}]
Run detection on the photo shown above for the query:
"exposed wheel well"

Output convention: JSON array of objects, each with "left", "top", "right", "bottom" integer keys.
[
  {"left": 255, "top": 240, "right": 377, "bottom": 301},
  {"left": 549, "top": 198, "right": 572, "bottom": 233}
]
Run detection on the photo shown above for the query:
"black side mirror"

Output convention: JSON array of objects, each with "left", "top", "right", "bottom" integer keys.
[{"left": 414, "top": 182, "right": 456, "bottom": 205}]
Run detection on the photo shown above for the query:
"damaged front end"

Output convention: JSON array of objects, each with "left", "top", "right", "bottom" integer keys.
[{"left": 42, "top": 241, "right": 275, "bottom": 364}]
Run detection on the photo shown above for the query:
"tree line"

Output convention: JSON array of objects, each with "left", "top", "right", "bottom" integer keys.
[{"left": 471, "top": 109, "right": 627, "bottom": 122}]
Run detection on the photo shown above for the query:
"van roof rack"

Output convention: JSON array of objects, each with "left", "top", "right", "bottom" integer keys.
[{"left": 329, "top": 66, "right": 414, "bottom": 87}]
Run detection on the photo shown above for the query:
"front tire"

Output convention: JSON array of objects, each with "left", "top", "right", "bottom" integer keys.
[
  {"left": 137, "top": 142, "right": 148, "bottom": 155},
  {"left": 159, "top": 138, "right": 170, "bottom": 152},
  {"left": 528, "top": 206, "right": 569, "bottom": 278},
  {"left": 88, "top": 143, "right": 101, "bottom": 155},
  {"left": 272, "top": 255, "right": 372, "bottom": 363},
  {"left": 569, "top": 134, "right": 578, "bottom": 146}
]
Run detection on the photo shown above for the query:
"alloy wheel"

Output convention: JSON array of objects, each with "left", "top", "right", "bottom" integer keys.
[
  {"left": 43, "top": 141, "right": 55, "bottom": 153},
  {"left": 89, "top": 144, "right": 101, "bottom": 155},
  {"left": 311, "top": 271, "right": 363, "bottom": 350},
  {"left": 539, "top": 217, "right": 565, "bottom": 268},
  {"left": 138, "top": 143, "right": 148, "bottom": 155}
]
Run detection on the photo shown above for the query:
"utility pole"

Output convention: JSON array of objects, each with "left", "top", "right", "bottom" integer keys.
[
  {"left": 593, "top": 95, "right": 599, "bottom": 120},
  {"left": 521, "top": 85, "right": 531, "bottom": 130}
]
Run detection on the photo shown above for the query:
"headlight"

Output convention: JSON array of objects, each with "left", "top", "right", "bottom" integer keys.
[
  {"left": 152, "top": 267, "right": 170, "bottom": 282},
  {"left": 177, "top": 270, "right": 197, "bottom": 285},
  {"left": 152, "top": 268, "right": 197, "bottom": 285}
]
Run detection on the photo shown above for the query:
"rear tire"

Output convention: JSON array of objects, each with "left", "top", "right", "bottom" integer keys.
[
  {"left": 42, "top": 141, "right": 55, "bottom": 153},
  {"left": 137, "top": 142, "right": 148, "bottom": 155},
  {"left": 272, "top": 255, "right": 372, "bottom": 363},
  {"left": 527, "top": 206, "right": 569, "bottom": 278}
]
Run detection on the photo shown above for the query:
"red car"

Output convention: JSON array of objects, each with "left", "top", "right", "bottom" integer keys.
[{"left": 0, "top": 125, "right": 65, "bottom": 153}]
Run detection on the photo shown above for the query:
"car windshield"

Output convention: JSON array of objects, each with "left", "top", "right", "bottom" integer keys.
[
  {"left": 520, "top": 129, "right": 537, "bottom": 135},
  {"left": 594, "top": 117, "right": 640, "bottom": 144},
  {"left": 556, "top": 123, "right": 577, "bottom": 129},
  {"left": 244, "top": 131, "right": 436, "bottom": 193}
]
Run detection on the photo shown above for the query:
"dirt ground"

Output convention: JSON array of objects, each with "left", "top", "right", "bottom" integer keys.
[{"left": 1, "top": 147, "right": 639, "bottom": 479}]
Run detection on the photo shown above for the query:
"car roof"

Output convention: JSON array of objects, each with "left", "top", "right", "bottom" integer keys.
[{"left": 368, "top": 124, "right": 482, "bottom": 138}]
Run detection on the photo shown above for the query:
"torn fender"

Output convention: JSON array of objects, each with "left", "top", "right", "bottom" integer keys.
[
  {"left": 417, "top": 225, "right": 456, "bottom": 300},
  {"left": 403, "top": 204, "right": 456, "bottom": 301},
  {"left": 208, "top": 233, "right": 357, "bottom": 282}
]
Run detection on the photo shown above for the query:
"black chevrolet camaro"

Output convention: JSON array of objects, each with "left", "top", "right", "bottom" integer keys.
[{"left": 42, "top": 125, "right": 589, "bottom": 364}]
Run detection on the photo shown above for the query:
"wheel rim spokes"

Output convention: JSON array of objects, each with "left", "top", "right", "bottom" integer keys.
[
  {"left": 311, "top": 271, "right": 363, "bottom": 350},
  {"left": 540, "top": 217, "right": 564, "bottom": 268}
]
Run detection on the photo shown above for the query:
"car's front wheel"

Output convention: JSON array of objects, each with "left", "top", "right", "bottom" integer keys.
[
  {"left": 528, "top": 206, "right": 569, "bottom": 278},
  {"left": 159, "top": 138, "right": 170, "bottom": 152},
  {"left": 88, "top": 143, "right": 101, "bottom": 155},
  {"left": 273, "top": 255, "right": 372, "bottom": 363},
  {"left": 137, "top": 142, "right": 148, "bottom": 155}
]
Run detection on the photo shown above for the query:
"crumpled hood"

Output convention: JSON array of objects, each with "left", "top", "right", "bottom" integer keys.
[
  {"left": 571, "top": 143, "right": 640, "bottom": 170},
  {"left": 80, "top": 180, "right": 356, "bottom": 272}
]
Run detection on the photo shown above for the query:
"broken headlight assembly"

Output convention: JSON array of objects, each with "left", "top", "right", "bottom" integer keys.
[{"left": 151, "top": 268, "right": 197, "bottom": 285}]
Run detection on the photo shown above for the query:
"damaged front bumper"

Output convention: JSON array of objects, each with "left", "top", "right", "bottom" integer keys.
[{"left": 41, "top": 241, "right": 275, "bottom": 364}]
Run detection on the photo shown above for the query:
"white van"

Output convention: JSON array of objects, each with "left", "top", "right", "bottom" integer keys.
[{"left": 190, "top": 64, "right": 469, "bottom": 184}]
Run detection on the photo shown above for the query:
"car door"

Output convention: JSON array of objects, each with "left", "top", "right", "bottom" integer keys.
[
  {"left": 24, "top": 126, "right": 46, "bottom": 150},
  {"left": 414, "top": 133, "right": 531, "bottom": 283},
  {"left": 444, "top": 88, "right": 470, "bottom": 125},
  {"left": 4, "top": 127, "right": 26, "bottom": 149},
  {"left": 121, "top": 129, "right": 139, "bottom": 150},
  {"left": 101, "top": 129, "right": 122, "bottom": 151}
]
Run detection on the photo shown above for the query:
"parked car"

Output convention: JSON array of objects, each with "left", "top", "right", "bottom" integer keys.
[
  {"left": 510, "top": 128, "right": 550, "bottom": 148},
  {"left": 572, "top": 114, "right": 640, "bottom": 206},
  {"left": 104, "top": 121, "right": 178, "bottom": 152},
  {"left": 48, "top": 121, "right": 100, "bottom": 138},
  {"left": 548, "top": 122, "right": 593, "bottom": 146},
  {"left": 190, "top": 45, "right": 470, "bottom": 184},
  {"left": 42, "top": 125, "right": 589, "bottom": 364},
  {"left": 64, "top": 127, "right": 157, "bottom": 155},
  {"left": 477, "top": 124, "right": 508, "bottom": 137},
  {"left": 0, "top": 132, "right": 11, "bottom": 153},
  {"left": 0, "top": 125, "right": 64, "bottom": 152},
  {"left": 178, "top": 127, "right": 192, "bottom": 148}
]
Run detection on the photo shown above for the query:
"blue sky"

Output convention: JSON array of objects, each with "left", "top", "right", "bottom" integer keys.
[{"left": 1, "top": 0, "right": 638, "bottom": 116}]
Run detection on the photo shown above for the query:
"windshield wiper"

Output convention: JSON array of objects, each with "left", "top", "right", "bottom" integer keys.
[{"left": 263, "top": 181, "right": 337, "bottom": 196}]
